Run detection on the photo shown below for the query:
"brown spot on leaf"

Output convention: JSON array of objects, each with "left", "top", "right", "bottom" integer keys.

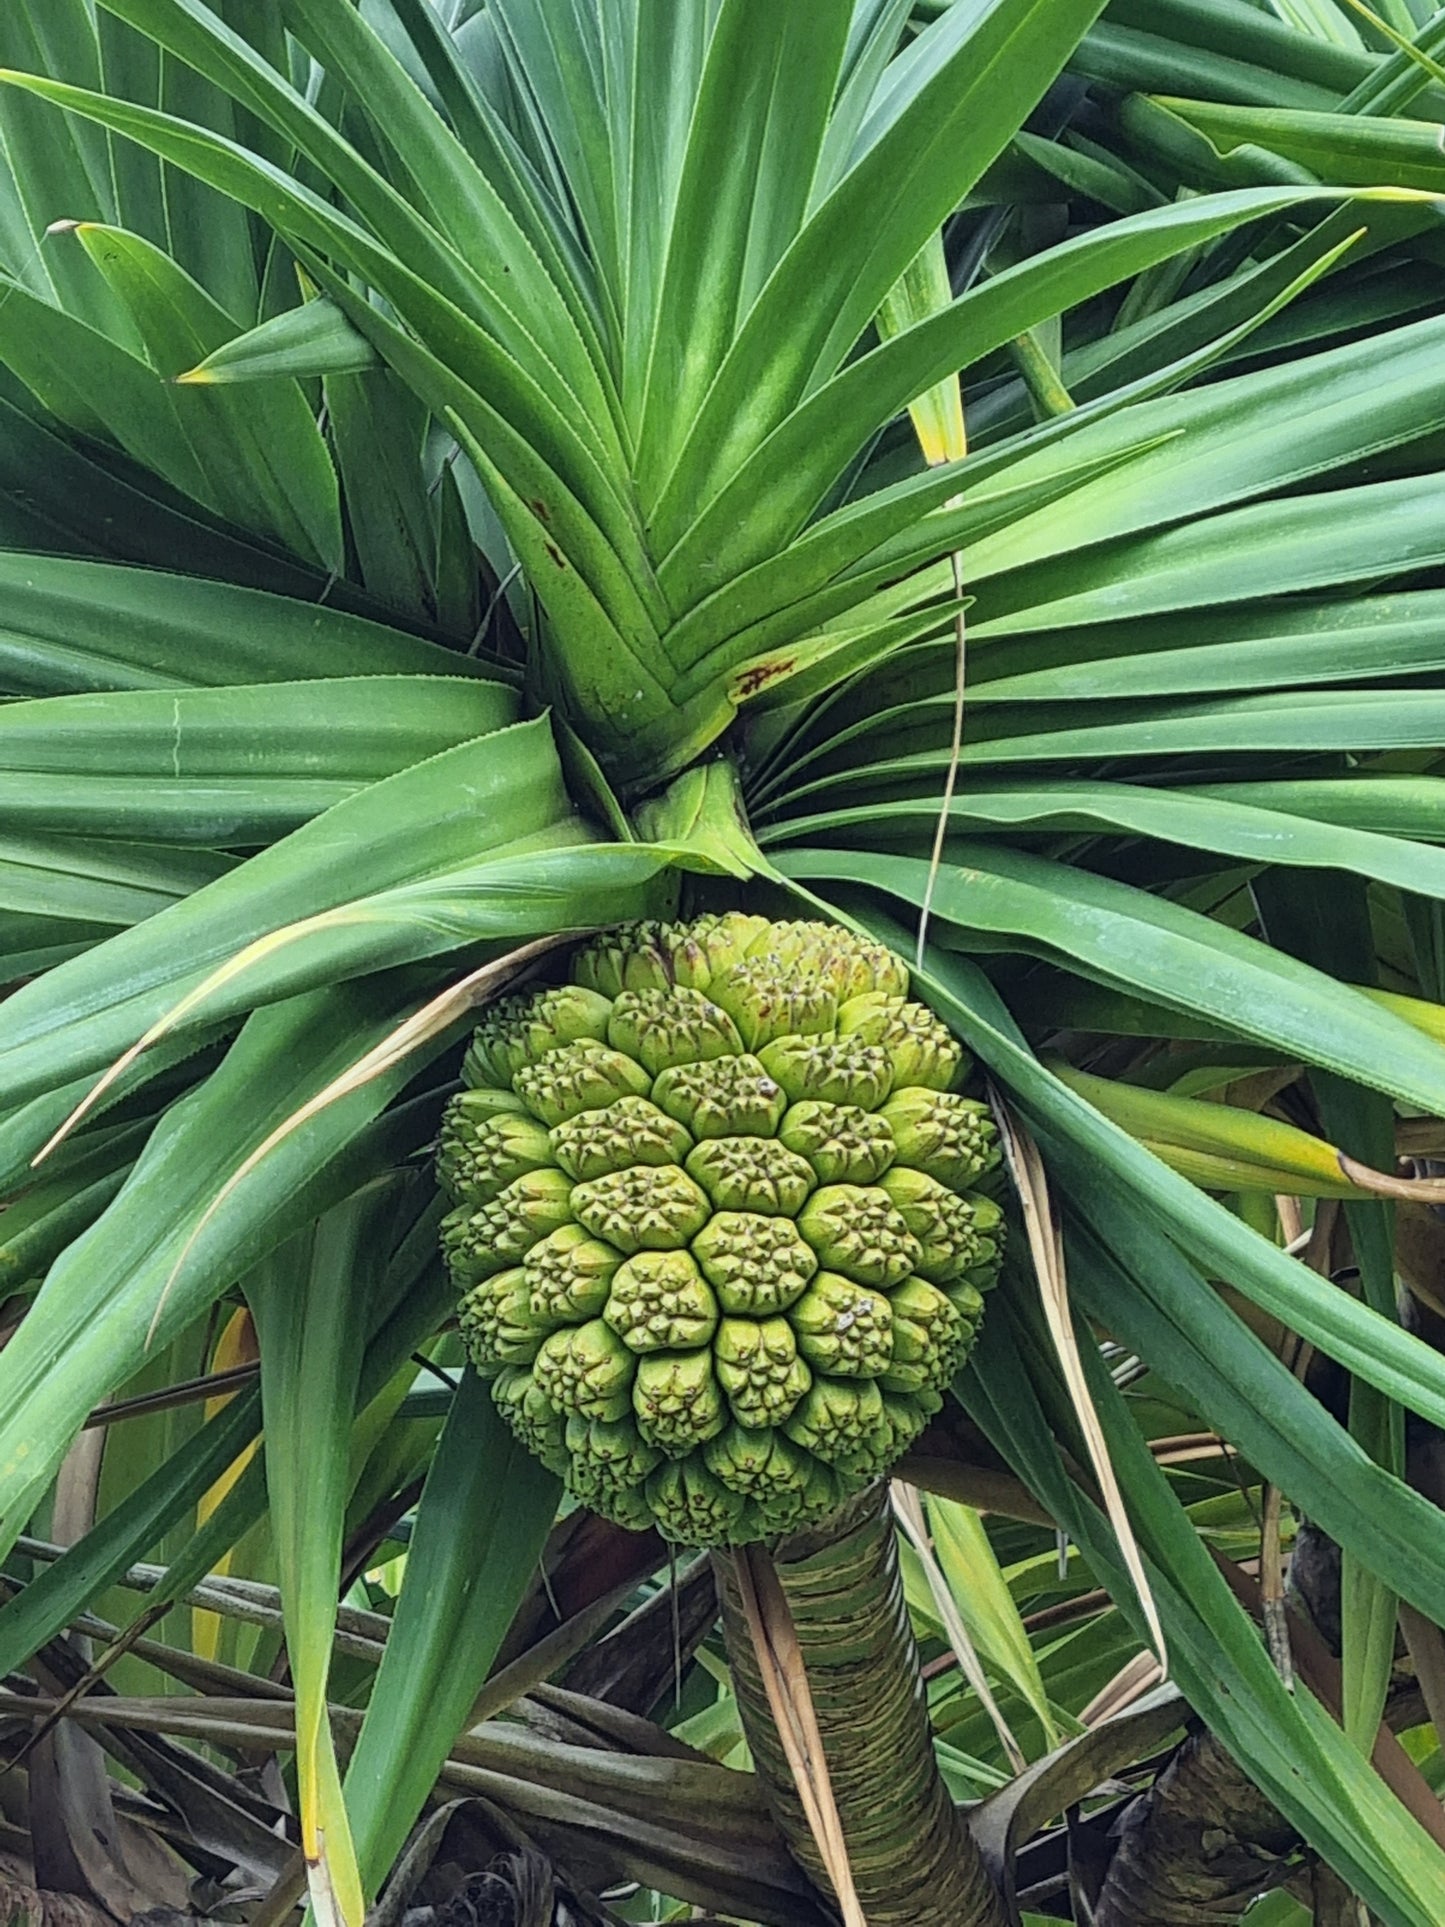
[
  {"left": 530, "top": 499, "right": 550, "bottom": 522},
  {"left": 543, "top": 541, "right": 566, "bottom": 568},
  {"left": 735, "top": 657, "right": 797, "bottom": 699}
]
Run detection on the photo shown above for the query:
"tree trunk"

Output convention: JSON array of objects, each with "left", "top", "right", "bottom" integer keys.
[
  {"left": 716, "top": 1483, "right": 1006, "bottom": 1927},
  {"left": 1092, "top": 1727, "right": 1300, "bottom": 1926}
]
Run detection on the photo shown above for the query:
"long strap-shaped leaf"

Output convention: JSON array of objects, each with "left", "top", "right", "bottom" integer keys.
[
  {"left": 717, "top": 1483, "right": 1007, "bottom": 1927},
  {"left": 658, "top": 184, "right": 1365, "bottom": 600},
  {"left": 777, "top": 845, "right": 1445, "bottom": 1118},
  {"left": 964, "top": 1301, "right": 1445, "bottom": 1927},
  {"left": 246, "top": 1193, "right": 399, "bottom": 1927},
  {"left": 647, "top": 0, "right": 1110, "bottom": 545},
  {"left": 342, "top": 1369, "right": 559, "bottom": 1897}
]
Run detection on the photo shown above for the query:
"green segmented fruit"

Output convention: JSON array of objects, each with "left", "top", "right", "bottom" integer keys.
[
  {"left": 634, "top": 1347, "right": 728, "bottom": 1453},
  {"left": 785, "top": 1375, "right": 889, "bottom": 1465},
  {"left": 534, "top": 1320, "right": 636, "bottom": 1422},
  {"left": 438, "top": 914, "right": 1004, "bottom": 1545},
  {"left": 437, "top": 1098, "right": 554, "bottom": 1205},
  {"left": 565, "top": 1413, "right": 663, "bottom": 1501},
  {"left": 705, "top": 1421, "right": 813, "bottom": 1509},
  {"left": 708, "top": 959, "right": 838, "bottom": 1051},
  {"left": 692, "top": 1210, "right": 817, "bottom": 1314},
  {"left": 947, "top": 1280, "right": 986, "bottom": 1330},
  {"left": 464, "top": 984, "right": 613, "bottom": 1086},
  {"left": 684, "top": 1133, "right": 816, "bottom": 1215},
  {"left": 549, "top": 1095, "right": 693, "bottom": 1182},
  {"left": 653, "top": 1052, "right": 787, "bottom": 1138},
  {"left": 606, "top": 985, "right": 744, "bottom": 1073},
  {"left": 879, "top": 1168, "right": 1003, "bottom": 1285},
  {"left": 797, "top": 1183, "right": 921, "bottom": 1290},
  {"left": 603, "top": 1249, "right": 719, "bottom": 1352},
  {"left": 779, "top": 1099, "right": 896, "bottom": 1185},
  {"left": 878, "top": 1088, "right": 1000, "bottom": 1189},
  {"left": 571, "top": 1162, "right": 711, "bottom": 1251},
  {"left": 758, "top": 1034, "right": 892, "bottom": 1109},
  {"left": 880, "top": 1278, "right": 966, "bottom": 1396},
  {"left": 513, "top": 1041, "right": 651, "bottom": 1126},
  {"left": 441, "top": 1166, "right": 575, "bottom": 1281},
  {"left": 457, "top": 1269, "right": 542, "bottom": 1368},
  {"left": 714, "top": 1315, "right": 812, "bottom": 1427},
  {"left": 646, "top": 1458, "right": 747, "bottom": 1545},
  {"left": 492, "top": 1366, "right": 569, "bottom": 1476},
  {"left": 756, "top": 921, "right": 907, "bottom": 1000},
  {"left": 789, "top": 1273, "right": 893, "bottom": 1378},
  {"left": 570, "top": 920, "right": 674, "bottom": 997},
  {"left": 524, "top": 1224, "right": 622, "bottom": 1323},
  {"left": 836, "top": 993, "right": 963, "bottom": 1092},
  {"left": 451, "top": 1084, "right": 530, "bottom": 1117},
  {"left": 680, "top": 912, "right": 773, "bottom": 984},
  {"left": 874, "top": 1388, "right": 943, "bottom": 1464}
]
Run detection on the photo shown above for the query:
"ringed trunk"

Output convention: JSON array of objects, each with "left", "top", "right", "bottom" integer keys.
[{"left": 717, "top": 1482, "right": 1007, "bottom": 1927}]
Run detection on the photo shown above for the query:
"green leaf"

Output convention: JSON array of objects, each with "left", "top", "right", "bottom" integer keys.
[
  {"left": 374, "top": 0, "right": 610, "bottom": 361},
  {"left": 0, "top": 975, "right": 451, "bottom": 1553},
  {"left": 324, "top": 366, "right": 435, "bottom": 623},
  {"left": 0, "top": 672, "right": 515, "bottom": 852},
  {"left": 778, "top": 844, "right": 1445, "bottom": 1116},
  {"left": 806, "top": 899, "right": 1445, "bottom": 1437},
  {"left": 0, "top": 1119, "right": 149, "bottom": 1289},
  {"left": 303, "top": 275, "right": 669, "bottom": 657},
  {"left": 0, "top": 1026, "right": 225, "bottom": 1196},
  {"left": 661, "top": 185, "right": 1366, "bottom": 600},
  {"left": 0, "top": 61, "right": 631, "bottom": 551},
  {"left": 632, "top": 0, "right": 854, "bottom": 496},
  {"left": 650, "top": 0, "right": 1110, "bottom": 543},
  {"left": 1151, "top": 98, "right": 1445, "bottom": 191},
  {"left": 0, "top": 553, "right": 479, "bottom": 696},
  {"left": 1069, "top": 9, "right": 1365, "bottom": 110},
  {"left": 279, "top": 0, "right": 620, "bottom": 448},
  {"left": 946, "top": 309, "right": 1445, "bottom": 600},
  {"left": 775, "top": 687, "right": 1445, "bottom": 802},
  {"left": 67, "top": 220, "right": 341, "bottom": 570},
  {"left": 969, "top": 589, "right": 1445, "bottom": 706},
  {"left": 0, "top": 388, "right": 345, "bottom": 601},
  {"left": 0, "top": 270, "right": 261, "bottom": 520},
  {"left": 247, "top": 1191, "right": 398, "bottom": 1927},
  {"left": 95, "top": 6, "right": 266, "bottom": 323},
  {"left": 179, "top": 295, "right": 378, "bottom": 383},
  {"left": 963, "top": 1296, "right": 1445, "bottom": 1927},
  {"left": 1060, "top": 1168, "right": 1445, "bottom": 1629},
  {"left": 973, "top": 471, "right": 1445, "bottom": 637},
  {"left": 77, "top": 0, "right": 608, "bottom": 446},
  {"left": 0, "top": 0, "right": 132, "bottom": 335},
  {"left": 765, "top": 780, "right": 1445, "bottom": 911},
  {"left": 925, "top": 1494, "right": 1060, "bottom": 1747},
  {"left": 664, "top": 422, "right": 1163, "bottom": 683},
  {"left": 0, "top": 833, "right": 230, "bottom": 926},
  {"left": 0, "top": 705, "right": 564, "bottom": 1100},
  {"left": 1254, "top": 866, "right": 1401, "bottom": 1751},
  {"left": 0, "top": 1382, "right": 261, "bottom": 1676},
  {"left": 343, "top": 1369, "right": 559, "bottom": 1897}
]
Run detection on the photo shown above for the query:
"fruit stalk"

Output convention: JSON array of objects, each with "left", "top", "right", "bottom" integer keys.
[{"left": 716, "top": 1482, "right": 1006, "bottom": 1927}]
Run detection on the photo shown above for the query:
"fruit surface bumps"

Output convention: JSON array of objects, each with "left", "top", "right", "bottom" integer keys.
[{"left": 438, "top": 914, "right": 1003, "bottom": 1546}]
